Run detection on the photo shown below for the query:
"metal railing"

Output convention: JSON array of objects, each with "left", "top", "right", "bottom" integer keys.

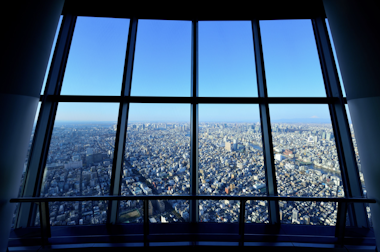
[{"left": 10, "top": 195, "right": 375, "bottom": 247}]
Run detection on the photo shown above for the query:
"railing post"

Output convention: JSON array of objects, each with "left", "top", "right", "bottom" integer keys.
[
  {"left": 143, "top": 200, "right": 149, "bottom": 246},
  {"left": 39, "top": 202, "right": 51, "bottom": 246},
  {"left": 239, "top": 199, "right": 246, "bottom": 246},
  {"left": 335, "top": 201, "right": 348, "bottom": 244}
]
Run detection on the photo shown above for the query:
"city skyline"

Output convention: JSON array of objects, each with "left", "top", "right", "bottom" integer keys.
[
  {"left": 50, "top": 103, "right": 337, "bottom": 122},
  {"left": 18, "top": 16, "right": 365, "bottom": 228},
  {"left": 21, "top": 119, "right": 363, "bottom": 226}
]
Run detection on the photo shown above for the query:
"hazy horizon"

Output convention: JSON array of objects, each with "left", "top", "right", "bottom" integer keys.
[{"left": 38, "top": 18, "right": 352, "bottom": 124}]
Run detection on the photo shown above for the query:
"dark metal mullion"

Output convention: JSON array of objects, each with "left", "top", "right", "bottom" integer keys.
[
  {"left": 190, "top": 19, "right": 199, "bottom": 223},
  {"left": 49, "top": 95, "right": 336, "bottom": 104},
  {"left": 312, "top": 17, "right": 368, "bottom": 228},
  {"left": 16, "top": 15, "right": 77, "bottom": 228},
  {"left": 108, "top": 18, "right": 138, "bottom": 224},
  {"left": 251, "top": 19, "right": 279, "bottom": 225}
]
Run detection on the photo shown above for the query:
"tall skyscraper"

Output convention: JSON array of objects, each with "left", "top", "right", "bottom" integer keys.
[
  {"left": 292, "top": 208, "right": 298, "bottom": 223},
  {"left": 225, "top": 142, "right": 232, "bottom": 152}
]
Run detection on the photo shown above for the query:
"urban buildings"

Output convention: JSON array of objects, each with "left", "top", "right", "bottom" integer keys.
[{"left": 2, "top": 0, "right": 380, "bottom": 250}]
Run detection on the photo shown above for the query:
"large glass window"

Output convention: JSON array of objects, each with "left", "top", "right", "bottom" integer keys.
[
  {"left": 131, "top": 20, "right": 191, "bottom": 97},
  {"left": 39, "top": 103, "right": 118, "bottom": 225},
  {"left": 260, "top": 20, "right": 326, "bottom": 97},
  {"left": 15, "top": 16, "right": 369, "bottom": 237},
  {"left": 199, "top": 21, "right": 258, "bottom": 97},
  {"left": 60, "top": 17, "right": 130, "bottom": 95},
  {"left": 198, "top": 104, "right": 266, "bottom": 223},
  {"left": 269, "top": 104, "right": 342, "bottom": 226}
]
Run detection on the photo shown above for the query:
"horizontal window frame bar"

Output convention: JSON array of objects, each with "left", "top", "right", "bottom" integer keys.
[
  {"left": 10, "top": 195, "right": 375, "bottom": 203},
  {"left": 41, "top": 95, "right": 346, "bottom": 104}
]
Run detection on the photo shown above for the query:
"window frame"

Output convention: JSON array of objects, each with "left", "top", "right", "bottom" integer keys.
[{"left": 13, "top": 13, "right": 369, "bottom": 243}]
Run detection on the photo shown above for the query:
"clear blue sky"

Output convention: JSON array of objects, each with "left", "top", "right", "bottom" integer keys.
[{"left": 41, "top": 17, "right": 347, "bottom": 123}]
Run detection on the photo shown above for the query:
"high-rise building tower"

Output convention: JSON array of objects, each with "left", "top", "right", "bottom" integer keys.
[
  {"left": 292, "top": 208, "right": 298, "bottom": 223},
  {"left": 225, "top": 142, "right": 232, "bottom": 152}
]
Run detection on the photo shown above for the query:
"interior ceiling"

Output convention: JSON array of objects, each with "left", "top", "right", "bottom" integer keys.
[{"left": 62, "top": 0, "right": 326, "bottom": 20}]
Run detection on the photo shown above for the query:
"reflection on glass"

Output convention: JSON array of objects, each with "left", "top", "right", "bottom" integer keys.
[
  {"left": 36, "top": 201, "right": 108, "bottom": 226},
  {"left": 39, "top": 103, "right": 118, "bottom": 226},
  {"left": 270, "top": 104, "right": 342, "bottom": 225},
  {"left": 245, "top": 200, "right": 269, "bottom": 223},
  {"left": 280, "top": 201, "right": 337, "bottom": 226},
  {"left": 199, "top": 105, "right": 263, "bottom": 223},
  {"left": 148, "top": 200, "right": 189, "bottom": 223},
  {"left": 260, "top": 20, "right": 326, "bottom": 97},
  {"left": 199, "top": 21, "right": 257, "bottom": 97},
  {"left": 61, "top": 17, "right": 130, "bottom": 95},
  {"left": 12, "top": 103, "right": 41, "bottom": 228},
  {"left": 345, "top": 105, "right": 361, "bottom": 183},
  {"left": 118, "top": 200, "right": 143, "bottom": 223},
  {"left": 131, "top": 20, "right": 191, "bottom": 97},
  {"left": 199, "top": 200, "right": 239, "bottom": 223},
  {"left": 345, "top": 105, "right": 372, "bottom": 226},
  {"left": 326, "top": 19, "right": 346, "bottom": 97},
  {"left": 123, "top": 104, "right": 190, "bottom": 222}
]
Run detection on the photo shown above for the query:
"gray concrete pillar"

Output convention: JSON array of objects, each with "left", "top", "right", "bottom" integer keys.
[
  {"left": 0, "top": 1, "right": 64, "bottom": 250},
  {"left": 323, "top": 0, "right": 380, "bottom": 248}
]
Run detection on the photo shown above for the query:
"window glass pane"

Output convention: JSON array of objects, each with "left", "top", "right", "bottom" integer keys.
[
  {"left": 280, "top": 201, "right": 338, "bottom": 226},
  {"left": 61, "top": 17, "right": 130, "bottom": 95},
  {"left": 41, "top": 16, "right": 63, "bottom": 94},
  {"left": 147, "top": 200, "right": 189, "bottom": 223},
  {"left": 123, "top": 103, "right": 190, "bottom": 222},
  {"left": 12, "top": 102, "right": 41, "bottom": 228},
  {"left": 131, "top": 20, "right": 191, "bottom": 97},
  {"left": 39, "top": 103, "right": 118, "bottom": 226},
  {"left": 245, "top": 200, "right": 269, "bottom": 223},
  {"left": 270, "top": 104, "right": 343, "bottom": 225},
  {"left": 199, "top": 21, "right": 258, "bottom": 97},
  {"left": 199, "top": 200, "right": 239, "bottom": 223},
  {"left": 118, "top": 200, "right": 144, "bottom": 223},
  {"left": 345, "top": 104, "right": 372, "bottom": 226},
  {"left": 326, "top": 19, "right": 346, "bottom": 97},
  {"left": 41, "top": 200, "right": 109, "bottom": 226},
  {"left": 260, "top": 20, "right": 326, "bottom": 97},
  {"left": 199, "top": 105, "right": 264, "bottom": 223}
]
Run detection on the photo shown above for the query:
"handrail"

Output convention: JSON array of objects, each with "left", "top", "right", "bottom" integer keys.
[
  {"left": 10, "top": 195, "right": 376, "bottom": 203},
  {"left": 10, "top": 195, "right": 375, "bottom": 247}
]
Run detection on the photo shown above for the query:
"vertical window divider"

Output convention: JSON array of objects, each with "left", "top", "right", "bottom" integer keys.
[
  {"left": 190, "top": 19, "right": 199, "bottom": 224},
  {"left": 16, "top": 14, "right": 77, "bottom": 228},
  {"left": 251, "top": 19, "right": 279, "bottom": 225},
  {"left": 107, "top": 18, "right": 138, "bottom": 225},
  {"left": 312, "top": 17, "right": 368, "bottom": 229}
]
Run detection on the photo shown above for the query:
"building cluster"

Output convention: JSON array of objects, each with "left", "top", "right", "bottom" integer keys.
[
  {"left": 119, "top": 123, "right": 191, "bottom": 223},
  {"left": 14, "top": 121, "right": 370, "bottom": 227},
  {"left": 36, "top": 124, "right": 115, "bottom": 226},
  {"left": 195, "top": 122, "right": 344, "bottom": 225}
]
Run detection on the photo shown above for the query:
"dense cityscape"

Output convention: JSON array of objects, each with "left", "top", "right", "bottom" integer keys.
[{"left": 13, "top": 121, "right": 368, "bottom": 227}]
